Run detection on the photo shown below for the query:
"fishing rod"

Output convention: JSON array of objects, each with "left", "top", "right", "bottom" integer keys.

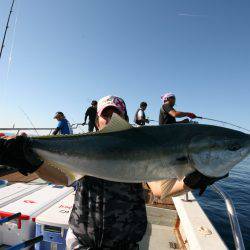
[
  {"left": 196, "top": 116, "right": 250, "bottom": 133},
  {"left": 0, "top": 212, "right": 21, "bottom": 225},
  {"left": 148, "top": 119, "right": 158, "bottom": 123},
  {"left": 0, "top": 0, "right": 15, "bottom": 61},
  {"left": 149, "top": 117, "right": 249, "bottom": 133},
  {"left": 6, "top": 1, "right": 19, "bottom": 81},
  {"left": 18, "top": 106, "right": 40, "bottom": 136},
  {"left": 8, "top": 235, "right": 43, "bottom": 250}
]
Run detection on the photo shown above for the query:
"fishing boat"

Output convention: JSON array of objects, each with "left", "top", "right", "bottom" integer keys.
[
  {"left": 0, "top": 2, "right": 246, "bottom": 249},
  {"left": 0, "top": 127, "right": 245, "bottom": 249}
]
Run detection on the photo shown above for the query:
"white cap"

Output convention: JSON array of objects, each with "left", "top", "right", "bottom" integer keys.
[
  {"left": 97, "top": 95, "right": 126, "bottom": 116},
  {"left": 161, "top": 92, "right": 175, "bottom": 102}
]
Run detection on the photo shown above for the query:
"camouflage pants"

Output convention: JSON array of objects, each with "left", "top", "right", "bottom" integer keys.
[{"left": 66, "top": 228, "right": 139, "bottom": 250}]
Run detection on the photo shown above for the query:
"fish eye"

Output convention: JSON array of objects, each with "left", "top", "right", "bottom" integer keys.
[{"left": 228, "top": 143, "right": 241, "bottom": 151}]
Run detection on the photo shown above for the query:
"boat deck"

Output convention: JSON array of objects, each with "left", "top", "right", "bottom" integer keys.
[{"left": 139, "top": 205, "right": 185, "bottom": 250}]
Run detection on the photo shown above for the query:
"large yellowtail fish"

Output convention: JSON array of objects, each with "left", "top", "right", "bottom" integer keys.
[{"left": 32, "top": 114, "right": 250, "bottom": 185}]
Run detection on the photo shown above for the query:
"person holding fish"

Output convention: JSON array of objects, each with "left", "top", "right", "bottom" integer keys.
[
  {"left": 0, "top": 94, "right": 232, "bottom": 250},
  {"left": 159, "top": 92, "right": 197, "bottom": 125}
]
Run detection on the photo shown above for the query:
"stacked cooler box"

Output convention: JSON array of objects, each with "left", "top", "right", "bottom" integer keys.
[
  {"left": 35, "top": 192, "right": 75, "bottom": 250},
  {"left": 0, "top": 185, "right": 73, "bottom": 246}
]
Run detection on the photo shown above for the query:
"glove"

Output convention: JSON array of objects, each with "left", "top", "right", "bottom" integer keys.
[
  {"left": 0, "top": 136, "right": 44, "bottom": 176},
  {"left": 187, "top": 113, "right": 197, "bottom": 119},
  {"left": 183, "top": 170, "right": 229, "bottom": 196}
]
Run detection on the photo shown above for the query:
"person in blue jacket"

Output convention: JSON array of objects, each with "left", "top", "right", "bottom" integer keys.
[{"left": 53, "top": 111, "right": 73, "bottom": 135}]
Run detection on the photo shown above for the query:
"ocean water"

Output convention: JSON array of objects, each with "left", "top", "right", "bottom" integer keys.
[{"left": 194, "top": 156, "right": 250, "bottom": 249}]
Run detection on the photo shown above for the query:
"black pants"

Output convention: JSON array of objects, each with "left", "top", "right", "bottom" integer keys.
[{"left": 88, "top": 122, "right": 98, "bottom": 132}]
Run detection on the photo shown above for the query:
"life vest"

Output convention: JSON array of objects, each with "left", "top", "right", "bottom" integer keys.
[{"left": 134, "top": 108, "right": 146, "bottom": 125}]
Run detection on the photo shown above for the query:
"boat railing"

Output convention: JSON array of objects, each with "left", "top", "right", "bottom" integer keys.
[
  {"left": 0, "top": 128, "right": 55, "bottom": 135},
  {"left": 71, "top": 123, "right": 85, "bottom": 129},
  {"left": 210, "top": 184, "right": 245, "bottom": 250},
  {"left": 0, "top": 123, "right": 87, "bottom": 135},
  {"left": 185, "top": 184, "right": 245, "bottom": 250}
]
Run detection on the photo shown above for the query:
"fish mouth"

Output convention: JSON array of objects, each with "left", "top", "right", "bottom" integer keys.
[{"left": 188, "top": 133, "right": 250, "bottom": 178}]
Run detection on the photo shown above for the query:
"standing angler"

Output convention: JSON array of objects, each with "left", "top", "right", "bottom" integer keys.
[
  {"left": 157, "top": 91, "right": 206, "bottom": 200},
  {"left": 83, "top": 100, "right": 99, "bottom": 132},
  {"left": 134, "top": 102, "right": 149, "bottom": 126},
  {"left": 159, "top": 92, "right": 197, "bottom": 125}
]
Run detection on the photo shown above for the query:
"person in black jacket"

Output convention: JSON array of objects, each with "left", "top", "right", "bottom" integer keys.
[{"left": 83, "top": 100, "right": 98, "bottom": 132}]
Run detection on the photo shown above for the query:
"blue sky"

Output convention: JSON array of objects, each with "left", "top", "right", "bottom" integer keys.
[{"left": 0, "top": 0, "right": 249, "bottom": 132}]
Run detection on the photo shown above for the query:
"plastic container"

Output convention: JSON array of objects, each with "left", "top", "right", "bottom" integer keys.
[
  {"left": 0, "top": 185, "right": 73, "bottom": 246},
  {"left": 0, "top": 179, "right": 8, "bottom": 188},
  {"left": 35, "top": 192, "right": 75, "bottom": 250}
]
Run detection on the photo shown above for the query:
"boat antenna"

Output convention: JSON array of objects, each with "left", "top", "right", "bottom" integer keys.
[
  {"left": 196, "top": 116, "right": 250, "bottom": 133},
  {"left": 19, "top": 106, "right": 40, "bottom": 136},
  {"left": 0, "top": 0, "right": 15, "bottom": 61}
]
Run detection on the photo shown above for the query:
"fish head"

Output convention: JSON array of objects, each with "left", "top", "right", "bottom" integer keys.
[{"left": 188, "top": 126, "right": 250, "bottom": 177}]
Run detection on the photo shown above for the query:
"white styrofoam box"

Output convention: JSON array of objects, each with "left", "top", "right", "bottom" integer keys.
[
  {"left": 0, "top": 185, "right": 73, "bottom": 246},
  {"left": 0, "top": 183, "right": 44, "bottom": 208},
  {"left": 36, "top": 191, "right": 75, "bottom": 229}
]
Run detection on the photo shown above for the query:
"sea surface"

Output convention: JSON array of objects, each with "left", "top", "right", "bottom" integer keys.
[{"left": 194, "top": 156, "right": 250, "bottom": 249}]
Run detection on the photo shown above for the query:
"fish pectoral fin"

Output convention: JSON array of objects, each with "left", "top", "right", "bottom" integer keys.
[
  {"left": 43, "top": 160, "right": 84, "bottom": 186},
  {"left": 99, "top": 113, "right": 133, "bottom": 133}
]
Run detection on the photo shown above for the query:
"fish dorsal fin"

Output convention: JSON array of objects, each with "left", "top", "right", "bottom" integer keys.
[{"left": 99, "top": 113, "right": 133, "bottom": 133}]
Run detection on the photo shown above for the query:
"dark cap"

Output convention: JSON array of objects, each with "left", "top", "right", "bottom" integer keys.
[
  {"left": 91, "top": 100, "right": 98, "bottom": 106},
  {"left": 54, "top": 111, "right": 64, "bottom": 119},
  {"left": 140, "top": 102, "right": 147, "bottom": 107}
]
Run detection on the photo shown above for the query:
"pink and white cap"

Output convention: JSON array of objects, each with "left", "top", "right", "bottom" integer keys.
[
  {"left": 97, "top": 95, "right": 126, "bottom": 116},
  {"left": 161, "top": 92, "right": 175, "bottom": 103}
]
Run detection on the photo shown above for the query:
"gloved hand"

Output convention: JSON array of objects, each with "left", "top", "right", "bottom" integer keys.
[
  {"left": 183, "top": 170, "right": 229, "bottom": 195},
  {"left": 82, "top": 122, "right": 86, "bottom": 126},
  {"left": 0, "top": 136, "right": 44, "bottom": 176},
  {"left": 187, "top": 113, "right": 197, "bottom": 119}
]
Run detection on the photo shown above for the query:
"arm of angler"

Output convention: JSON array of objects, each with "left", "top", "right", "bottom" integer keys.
[
  {"left": 0, "top": 136, "right": 68, "bottom": 185},
  {"left": 148, "top": 171, "right": 229, "bottom": 200}
]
